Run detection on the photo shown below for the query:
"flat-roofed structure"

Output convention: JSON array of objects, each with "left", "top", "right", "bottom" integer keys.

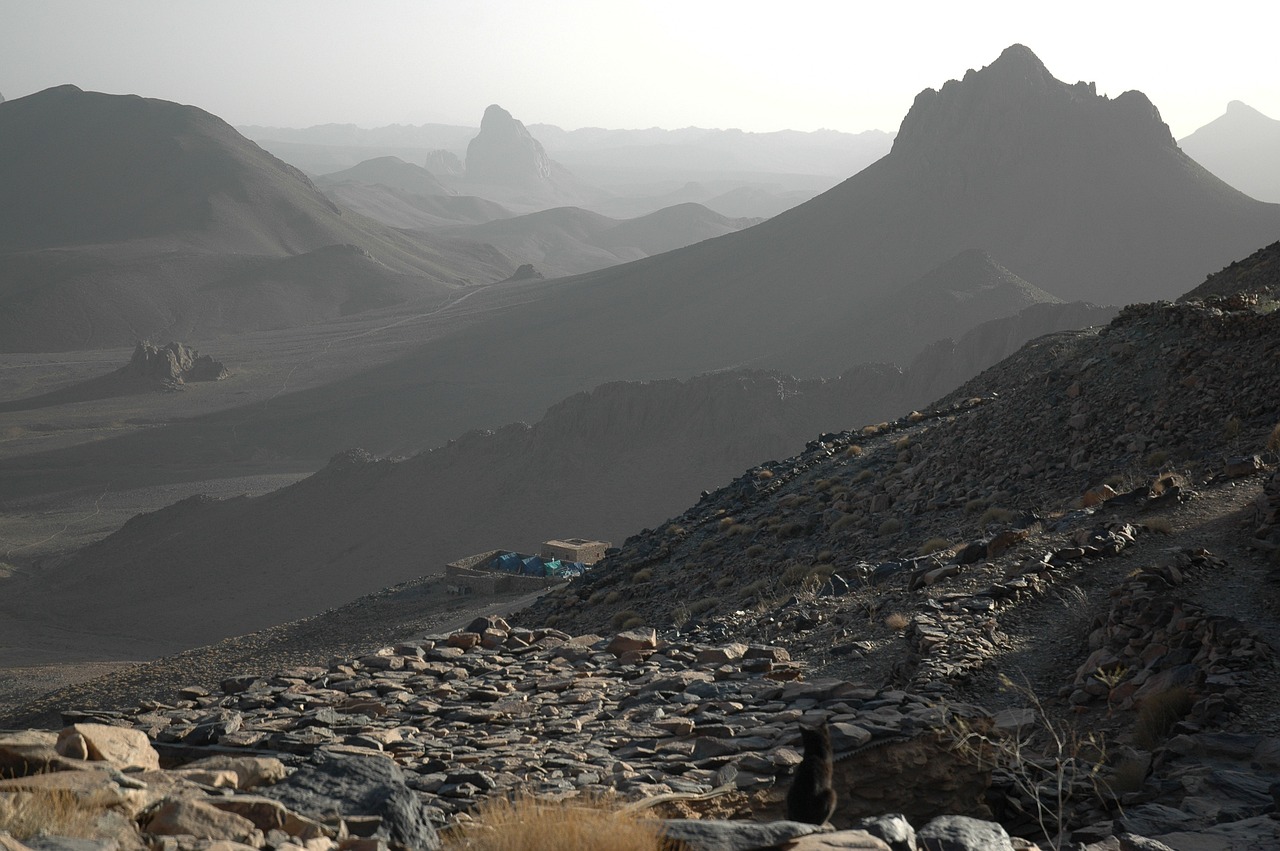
[{"left": 540, "top": 538, "right": 611, "bottom": 564}]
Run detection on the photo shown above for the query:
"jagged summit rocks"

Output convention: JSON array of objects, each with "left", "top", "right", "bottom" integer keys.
[{"left": 465, "top": 104, "right": 556, "bottom": 186}]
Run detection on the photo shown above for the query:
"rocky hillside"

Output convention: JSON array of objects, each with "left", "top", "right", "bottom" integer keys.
[
  {"left": 1180, "top": 239, "right": 1280, "bottom": 301},
  {"left": 5, "top": 272, "right": 1280, "bottom": 851},
  {"left": 0, "top": 294, "right": 1114, "bottom": 660}
]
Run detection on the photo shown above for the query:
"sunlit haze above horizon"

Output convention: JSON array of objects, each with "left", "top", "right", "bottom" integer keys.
[{"left": 3, "top": 0, "right": 1278, "bottom": 140}]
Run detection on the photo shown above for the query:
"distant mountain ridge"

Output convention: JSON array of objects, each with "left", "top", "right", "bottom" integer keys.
[
  {"left": 0, "top": 86, "right": 512, "bottom": 350},
  {"left": 1179, "top": 101, "right": 1280, "bottom": 203}
]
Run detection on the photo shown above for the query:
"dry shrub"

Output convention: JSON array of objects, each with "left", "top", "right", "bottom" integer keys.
[
  {"left": 1134, "top": 686, "right": 1193, "bottom": 750},
  {"left": 1223, "top": 415, "right": 1242, "bottom": 441},
  {"left": 741, "top": 578, "right": 771, "bottom": 597},
  {"left": 844, "top": 444, "right": 864, "bottom": 457},
  {"left": 979, "top": 507, "right": 1016, "bottom": 526},
  {"left": 620, "top": 616, "right": 646, "bottom": 631},
  {"left": 610, "top": 610, "right": 642, "bottom": 630},
  {"left": 1268, "top": 422, "right": 1280, "bottom": 453},
  {"left": 831, "top": 513, "right": 859, "bottom": 534},
  {"left": 1145, "top": 450, "right": 1169, "bottom": 468},
  {"left": 853, "top": 469, "right": 875, "bottom": 483},
  {"left": 781, "top": 563, "right": 812, "bottom": 586},
  {"left": 443, "top": 794, "right": 670, "bottom": 851},
  {"left": 878, "top": 518, "right": 903, "bottom": 536},
  {"left": 630, "top": 568, "right": 653, "bottom": 583},
  {"left": 814, "top": 478, "right": 835, "bottom": 493},
  {"left": 604, "top": 591, "right": 624, "bottom": 605},
  {"left": 698, "top": 540, "right": 716, "bottom": 553},
  {"left": 964, "top": 498, "right": 989, "bottom": 514},
  {"left": 725, "top": 524, "right": 754, "bottom": 537},
  {"left": 0, "top": 790, "right": 108, "bottom": 840},
  {"left": 775, "top": 522, "right": 805, "bottom": 539},
  {"left": 884, "top": 612, "right": 910, "bottom": 631},
  {"left": 588, "top": 591, "right": 607, "bottom": 605},
  {"left": 715, "top": 576, "right": 733, "bottom": 589},
  {"left": 894, "top": 435, "right": 912, "bottom": 451},
  {"left": 688, "top": 597, "right": 716, "bottom": 615},
  {"left": 1142, "top": 517, "right": 1173, "bottom": 535},
  {"left": 717, "top": 517, "right": 736, "bottom": 531},
  {"left": 817, "top": 549, "right": 833, "bottom": 562},
  {"left": 745, "top": 544, "right": 767, "bottom": 558},
  {"left": 917, "top": 537, "right": 953, "bottom": 556},
  {"left": 756, "top": 469, "right": 774, "bottom": 480}
]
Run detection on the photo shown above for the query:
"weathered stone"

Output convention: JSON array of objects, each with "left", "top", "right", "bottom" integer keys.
[
  {"left": 261, "top": 752, "right": 438, "bottom": 850},
  {"left": 144, "top": 797, "right": 260, "bottom": 844},
  {"left": 785, "top": 831, "right": 893, "bottom": 850},
  {"left": 659, "top": 818, "right": 826, "bottom": 851},
  {"left": 56, "top": 724, "right": 159, "bottom": 770},
  {"left": 607, "top": 628, "right": 658, "bottom": 655},
  {"left": 917, "top": 815, "right": 1013, "bottom": 851},
  {"left": 182, "top": 755, "right": 289, "bottom": 790},
  {"left": 851, "top": 813, "right": 916, "bottom": 851}
]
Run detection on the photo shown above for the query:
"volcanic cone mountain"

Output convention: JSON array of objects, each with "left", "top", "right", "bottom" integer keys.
[{"left": 0, "top": 86, "right": 511, "bottom": 351}]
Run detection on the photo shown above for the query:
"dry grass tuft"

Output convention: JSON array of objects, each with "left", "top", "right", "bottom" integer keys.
[
  {"left": 604, "top": 591, "right": 624, "bottom": 605},
  {"left": 917, "top": 537, "right": 953, "bottom": 556},
  {"left": 844, "top": 444, "right": 863, "bottom": 457},
  {"left": 884, "top": 612, "right": 910, "bottom": 631},
  {"left": 1268, "top": 422, "right": 1280, "bottom": 453},
  {"left": 0, "top": 790, "right": 109, "bottom": 840},
  {"left": 979, "top": 507, "right": 1016, "bottom": 526},
  {"left": 878, "top": 518, "right": 903, "bottom": 537},
  {"left": 610, "top": 610, "right": 642, "bottom": 630},
  {"left": 443, "top": 794, "right": 671, "bottom": 851},
  {"left": 630, "top": 568, "right": 653, "bottom": 583},
  {"left": 1142, "top": 517, "right": 1174, "bottom": 535},
  {"left": 1145, "top": 450, "right": 1169, "bottom": 468}
]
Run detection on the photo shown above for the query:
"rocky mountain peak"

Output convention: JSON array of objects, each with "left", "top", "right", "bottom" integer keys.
[
  {"left": 465, "top": 103, "right": 553, "bottom": 185},
  {"left": 892, "top": 44, "right": 1175, "bottom": 167}
]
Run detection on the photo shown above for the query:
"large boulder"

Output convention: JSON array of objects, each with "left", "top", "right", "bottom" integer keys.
[{"left": 260, "top": 752, "right": 438, "bottom": 850}]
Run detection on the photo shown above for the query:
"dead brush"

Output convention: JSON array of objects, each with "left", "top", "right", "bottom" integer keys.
[
  {"left": 945, "top": 674, "right": 1109, "bottom": 850},
  {"left": 443, "top": 794, "right": 675, "bottom": 851},
  {"left": 0, "top": 789, "right": 111, "bottom": 840}
]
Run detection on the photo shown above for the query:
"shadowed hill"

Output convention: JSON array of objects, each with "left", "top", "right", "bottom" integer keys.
[
  {"left": 314, "top": 155, "right": 451, "bottom": 197},
  {"left": 0, "top": 295, "right": 1114, "bottom": 656},
  {"left": 435, "top": 202, "right": 761, "bottom": 278},
  {"left": 0, "top": 86, "right": 513, "bottom": 351}
]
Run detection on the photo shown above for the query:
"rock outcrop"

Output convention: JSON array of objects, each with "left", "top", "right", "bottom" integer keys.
[
  {"left": 124, "top": 341, "right": 228, "bottom": 389},
  {"left": 465, "top": 104, "right": 556, "bottom": 187}
]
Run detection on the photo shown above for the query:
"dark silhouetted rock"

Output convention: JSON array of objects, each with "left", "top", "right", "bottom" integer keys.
[{"left": 262, "top": 752, "right": 439, "bottom": 849}]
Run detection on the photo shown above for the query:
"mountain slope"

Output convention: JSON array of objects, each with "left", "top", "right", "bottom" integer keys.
[
  {"left": 435, "top": 202, "right": 761, "bottom": 278},
  {"left": 1179, "top": 101, "right": 1280, "bottom": 203},
  {"left": 0, "top": 86, "right": 513, "bottom": 351},
  {"left": 0, "top": 294, "right": 1114, "bottom": 657}
]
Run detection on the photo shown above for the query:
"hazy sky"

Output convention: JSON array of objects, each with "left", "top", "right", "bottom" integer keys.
[{"left": 2, "top": 1, "right": 1277, "bottom": 138}]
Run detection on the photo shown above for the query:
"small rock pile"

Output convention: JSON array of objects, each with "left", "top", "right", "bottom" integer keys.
[{"left": 1069, "top": 548, "right": 1272, "bottom": 718}]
